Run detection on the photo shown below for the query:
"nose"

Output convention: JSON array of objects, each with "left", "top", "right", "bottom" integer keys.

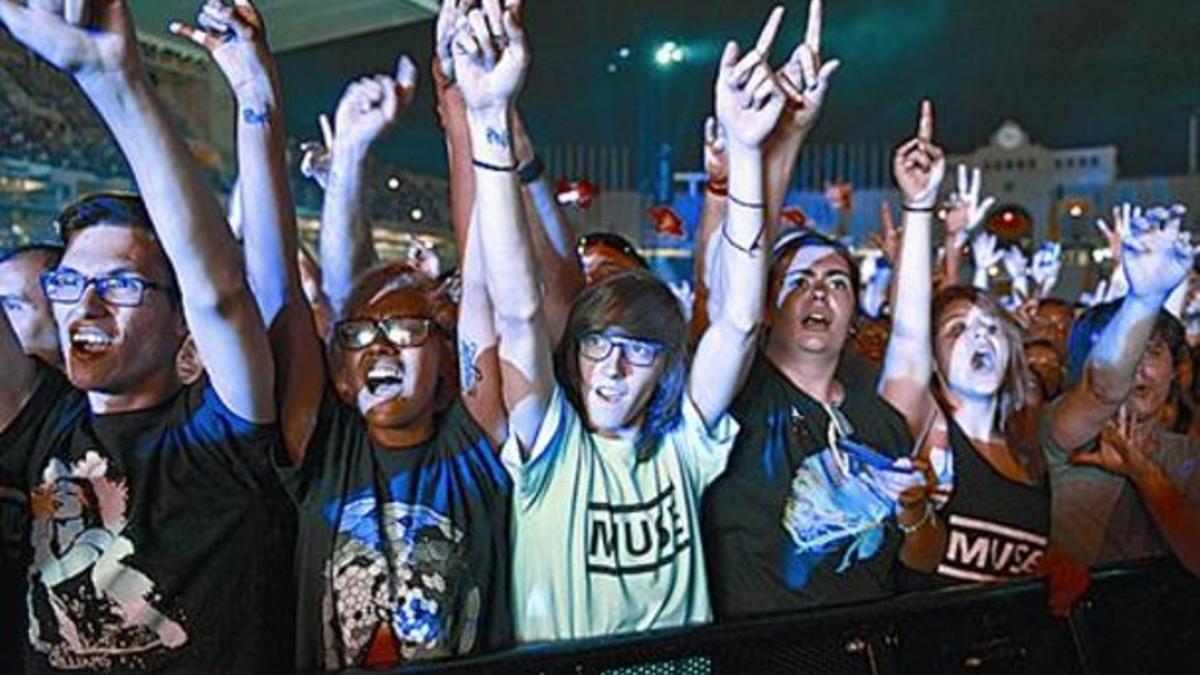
[
  {"left": 77, "top": 282, "right": 108, "bottom": 317},
  {"left": 599, "top": 345, "right": 627, "bottom": 378}
]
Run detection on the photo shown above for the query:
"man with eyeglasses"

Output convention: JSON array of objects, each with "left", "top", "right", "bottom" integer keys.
[{"left": 0, "top": 2, "right": 291, "bottom": 671}]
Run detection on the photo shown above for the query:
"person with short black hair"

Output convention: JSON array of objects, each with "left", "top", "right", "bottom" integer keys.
[{"left": 0, "top": 2, "right": 292, "bottom": 671}]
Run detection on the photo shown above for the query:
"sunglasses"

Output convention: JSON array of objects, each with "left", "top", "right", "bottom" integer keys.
[{"left": 335, "top": 317, "right": 437, "bottom": 351}]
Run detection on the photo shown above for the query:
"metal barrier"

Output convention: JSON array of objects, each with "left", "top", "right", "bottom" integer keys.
[{"left": 340, "top": 559, "right": 1200, "bottom": 675}]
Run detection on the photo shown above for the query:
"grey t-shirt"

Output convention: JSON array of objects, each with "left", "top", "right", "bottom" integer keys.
[{"left": 1042, "top": 402, "right": 1200, "bottom": 565}]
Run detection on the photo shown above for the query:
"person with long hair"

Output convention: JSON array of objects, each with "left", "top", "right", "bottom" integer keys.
[
  {"left": 458, "top": 3, "right": 785, "bottom": 640},
  {"left": 880, "top": 102, "right": 1074, "bottom": 593}
]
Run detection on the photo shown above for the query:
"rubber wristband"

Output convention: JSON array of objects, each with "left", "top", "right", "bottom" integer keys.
[
  {"left": 473, "top": 158, "right": 518, "bottom": 172},
  {"left": 518, "top": 155, "right": 545, "bottom": 184},
  {"left": 706, "top": 180, "right": 729, "bottom": 197},
  {"left": 902, "top": 204, "right": 935, "bottom": 213},
  {"left": 728, "top": 193, "right": 765, "bottom": 210}
]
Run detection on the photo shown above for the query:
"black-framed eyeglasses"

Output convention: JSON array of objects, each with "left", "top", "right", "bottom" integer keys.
[
  {"left": 40, "top": 270, "right": 169, "bottom": 308},
  {"left": 335, "top": 317, "right": 437, "bottom": 351},
  {"left": 579, "top": 332, "right": 663, "bottom": 367}
]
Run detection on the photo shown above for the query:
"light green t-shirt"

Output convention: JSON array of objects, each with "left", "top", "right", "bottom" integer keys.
[{"left": 501, "top": 385, "right": 737, "bottom": 643}]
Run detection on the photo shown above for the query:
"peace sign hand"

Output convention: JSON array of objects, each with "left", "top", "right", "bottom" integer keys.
[{"left": 715, "top": 6, "right": 787, "bottom": 151}]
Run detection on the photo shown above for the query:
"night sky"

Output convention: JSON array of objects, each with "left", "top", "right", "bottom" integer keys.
[{"left": 275, "top": 0, "right": 1200, "bottom": 180}]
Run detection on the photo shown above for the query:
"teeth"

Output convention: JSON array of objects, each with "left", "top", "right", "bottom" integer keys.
[{"left": 71, "top": 327, "right": 113, "bottom": 347}]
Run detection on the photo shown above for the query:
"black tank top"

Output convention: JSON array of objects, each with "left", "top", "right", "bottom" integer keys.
[{"left": 900, "top": 417, "right": 1050, "bottom": 589}]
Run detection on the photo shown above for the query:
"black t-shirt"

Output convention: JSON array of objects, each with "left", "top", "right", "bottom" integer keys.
[
  {"left": 277, "top": 390, "right": 512, "bottom": 671},
  {"left": 0, "top": 363, "right": 294, "bottom": 674},
  {"left": 703, "top": 353, "right": 913, "bottom": 619},
  {"left": 900, "top": 418, "right": 1050, "bottom": 589}
]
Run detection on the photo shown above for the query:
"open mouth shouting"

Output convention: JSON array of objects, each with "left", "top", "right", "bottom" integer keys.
[
  {"left": 68, "top": 322, "right": 116, "bottom": 357},
  {"left": 969, "top": 346, "right": 996, "bottom": 372},
  {"left": 364, "top": 359, "right": 406, "bottom": 399},
  {"left": 593, "top": 383, "right": 629, "bottom": 406},
  {"left": 801, "top": 309, "right": 833, "bottom": 331}
]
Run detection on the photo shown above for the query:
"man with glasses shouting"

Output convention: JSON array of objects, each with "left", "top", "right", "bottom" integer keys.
[{"left": 0, "top": 1, "right": 292, "bottom": 671}]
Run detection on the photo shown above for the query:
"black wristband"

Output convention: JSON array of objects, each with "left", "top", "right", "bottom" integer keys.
[
  {"left": 473, "top": 158, "right": 519, "bottom": 172},
  {"left": 518, "top": 155, "right": 545, "bottom": 184},
  {"left": 902, "top": 204, "right": 935, "bottom": 213},
  {"left": 728, "top": 193, "right": 765, "bottom": 210}
]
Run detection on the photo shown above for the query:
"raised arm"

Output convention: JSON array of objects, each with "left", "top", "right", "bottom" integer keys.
[
  {"left": 512, "top": 109, "right": 583, "bottom": 344},
  {"left": 763, "top": 0, "right": 839, "bottom": 232},
  {"left": 689, "top": 7, "right": 785, "bottom": 427},
  {"left": 1, "top": 0, "right": 273, "bottom": 421},
  {"left": 319, "top": 61, "right": 417, "bottom": 318},
  {"left": 454, "top": 1, "right": 552, "bottom": 451},
  {"left": 1049, "top": 209, "right": 1195, "bottom": 451},
  {"left": 878, "top": 101, "right": 945, "bottom": 436},
  {"left": 690, "top": 115, "right": 729, "bottom": 342},
  {"left": 171, "top": 0, "right": 328, "bottom": 461}
]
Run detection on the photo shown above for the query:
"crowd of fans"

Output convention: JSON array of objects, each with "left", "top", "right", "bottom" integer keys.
[{"left": 0, "top": 1, "right": 1197, "bottom": 673}]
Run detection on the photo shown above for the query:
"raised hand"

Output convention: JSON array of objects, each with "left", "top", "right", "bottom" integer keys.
[
  {"left": 451, "top": 0, "right": 528, "bottom": 113},
  {"left": 944, "top": 164, "right": 995, "bottom": 248},
  {"left": 1095, "top": 203, "right": 1136, "bottom": 270},
  {"left": 1121, "top": 203, "right": 1195, "bottom": 300},
  {"left": 868, "top": 200, "right": 901, "bottom": 263},
  {"left": 715, "top": 6, "right": 787, "bottom": 151},
  {"left": 773, "top": 0, "right": 840, "bottom": 135},
  {"left": 703, "top": 115, "right": 729, "bottom": 187},
  {"left": 1030, "top": 241, "right": 1063, "bottom": 298},
  {"left": 298, "top": 114, "right": 334, "bottom": 189},
  {"left": 893, "top": 101, "right": 946, "bottom": 209},
  {"left": 859, "top": 251, "right": 892, "bottom": 319},
  {"left": 1001, "top": 246, "right": 1031, "bottom": 298},
  {"left": 170, "top": 0, "right": 273, "bottom": 103},
  {"left": 1071, "top": 405, "right": 1160, "bottom": 480},
  {"left": 0, "top": 0, "right": 138, "bottom": 80},
  {"left": 331, "top": 56, "right": 418, "bottom": 155},
  {"left": 435, "top": 0, "right": 470, "bottom": 80}
]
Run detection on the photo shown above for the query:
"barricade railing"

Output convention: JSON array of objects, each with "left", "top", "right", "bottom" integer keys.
[{"left": 332, "top": 558, "right": 1200, "bottom": 675}]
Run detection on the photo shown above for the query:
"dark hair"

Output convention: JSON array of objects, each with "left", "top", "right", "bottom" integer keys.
[
  {"left": 1066, "top": 300, "right": 1187, "bottom": 387},
  {"left": 931, "top": 286, "right": 1044, "bottom": 478},
  {"left": 769, "top": 230, "right": 861, "bottom": 299},
  {"left": 56, "top": 192, "right": 157, "bottom": 242},
  {"left": 557, "top": 269, "right": 687, "bottom": 461},
  {"left": 54, "top": 192, "right": 180, "bottom": 302},
  {"left": 576, "top": 232, "right": 649, "bottom": 269},
  {"left": 332, "top": 262, "right": 459, "bottom": 412},
  {"left": 0, "top": 243, "right": 64, "bottom": 268}
]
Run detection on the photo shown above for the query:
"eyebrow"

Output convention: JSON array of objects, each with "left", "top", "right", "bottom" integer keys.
[{"left": 784, "top": 269, "right": 851, "bottom": 280}]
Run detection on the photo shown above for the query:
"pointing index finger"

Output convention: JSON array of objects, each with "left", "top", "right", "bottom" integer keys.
[
  {"left": 754, "top": 5, "right": 785, "bottom": 59},
  {"left": 918, "top": 99, "right": 934, "bottom": 142},
  {"left": 804, "top": 0, "right": 822, "bottom": 54}
]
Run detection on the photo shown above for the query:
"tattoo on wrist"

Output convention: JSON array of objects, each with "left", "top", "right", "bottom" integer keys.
[
  {"left": 459, "top": 340, "right": 481, "bottom": 394},
  {"left": 485, "top": 127, "right": 511, "bottom": 150},
  {"left": 242, "top": 107, "right": 271, "bottom": 126}
]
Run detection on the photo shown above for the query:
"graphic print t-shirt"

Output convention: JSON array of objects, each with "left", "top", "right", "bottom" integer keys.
[
  {"left": 704, "top": 354, "right": 913, "bottom": 619},
  {"left": 501, "top": 386, "right": 737, "bottom": 642},
  {"left": 899, "top": 417, "right": 1049, "bottom": 589},
  {"left": 0, "top": 363, "right": 294, "bottom": 674},
  {"left": 278, "top": 391, "right": 512, "bottom": 671}
]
